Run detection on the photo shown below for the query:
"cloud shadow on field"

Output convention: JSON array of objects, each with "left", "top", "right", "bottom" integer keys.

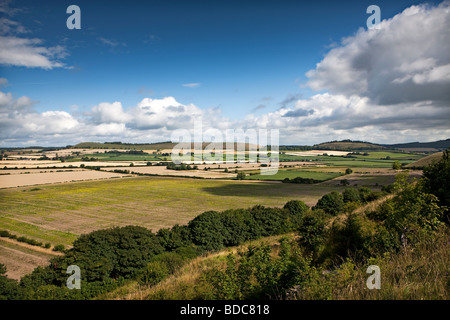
[{"left": 200, "top": 181, "right": 323, "bottom": 199}]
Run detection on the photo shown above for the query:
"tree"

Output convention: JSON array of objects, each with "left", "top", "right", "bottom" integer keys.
[
  {"left": 283, "top": 200, "right": 309, "bottom": 221},
  {"left": 421, "top": 149, "right": 450, "bottom": 222},
  {"left": 314, "top": 191, "right": 344, "bottom": 216},
  {"left": 345, "top": 168, "right": 353, "bottom": 174},
  {"left": 392, "top": 160, "right": 402, "bottom": 170},
  {"left": 0, "top": 264, "right": 23, "bottom": 300},
  {"left": 236, "top": 172, "right": 246, "bottom": 180},
  {"left": 188, "top": 211, "right": 226, "bottom": 251},
  {"left": 298, "top": 211, "right": 326, "bottom": 253},
  {"left": 343, "top": 188, "right": 362, "bottom": 203}
]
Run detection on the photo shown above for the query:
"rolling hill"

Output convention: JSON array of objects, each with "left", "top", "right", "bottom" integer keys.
[
  {"left": 313, "top": 140, "right": 386, "bottom": 151},
  {"left": 404, "top": 151, "right": 444, "bottom": 169},
  {"left": 382, "top": 139, "right": 450, "bottom": 152}
]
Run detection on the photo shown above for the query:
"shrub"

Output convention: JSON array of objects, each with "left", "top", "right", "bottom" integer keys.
[
  {"left": 188, "top": 211, "right": 226, "bottom": 251},
  {"left": 137, "top": 261, "right": 169, "bottom": 286},
  {"left": 49, "top": 226, "right": 164, "bottom": 283},
  {"left": 314, "top": 191, "right": 344, "bottom": 215},
  {"left": 156, "top": 224, "right": 192, "bottom": 251},
  {"left": 298, "top": 210, "right": 327, "bottom": 253},
  {"left": 52, "top": 244, "right": 65, "bottom": 252},
  {"left": 326, "top": 213, "right": 377, "bottom": 260},
  {"left": 236, "top": 172, "right": 246, "bottom": 180},
  {"left": 392, "top": 160, "right": 402, "bottom": 170},
  {"left": 283, "top": 200, "right": 309, "bottom": 216},
  {"left": 0, "top": 264, "right": 23, "bottom": 300},
  {"left": 343, "top": 188, "right": 361, "bottom": 203},
  {"left": 283, "top": 200, "right": 309, "bottom": 225},
  {"left": 422, "top": 149, "right": 450, "bottom": 222}
]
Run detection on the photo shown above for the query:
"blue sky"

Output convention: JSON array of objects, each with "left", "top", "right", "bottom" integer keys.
[{"left": 1, "top": 0, "right": 449, "bottom": 146}]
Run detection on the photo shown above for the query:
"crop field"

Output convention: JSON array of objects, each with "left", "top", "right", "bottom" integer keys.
[
  {"left": 0, "top": 176, "right": 337, "bottom": 249},
  {"left": 67, "top": 152, "right": 164, "bottom": 162},
  {"left": 244, "top": 168, "right": 344, "bottom": 181},
  {"left": 0, "top": 169, "right": 128, "bottom": 188},
  {"left": 0, "top": 238, "right": 61, "bottom": 280},
  {"left": 279, "top": 151, "right": 423, "bottom": 167}
]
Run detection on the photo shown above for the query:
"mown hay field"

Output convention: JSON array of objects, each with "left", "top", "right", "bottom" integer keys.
[{"left": 0, "top": 176, "right": 337, "bottom": 248}]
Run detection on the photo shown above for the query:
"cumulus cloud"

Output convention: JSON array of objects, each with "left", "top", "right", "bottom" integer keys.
[
  {"left": 305, "top": 1, "right": 450, "bottom": 105},
  {"left": 0, "top": 90, "right": 81, "bottom": 145},
  {"left": 0, "top": 36, "right": 68, "bottom": 69},
  {"left": 0, "top": 3, "right": 68, "bottom": 69},
  {"left": 0, "top": 89, "right": 233, "bottom": 146},
  {"left": 90, "top": 102, "right": 131, "bottom": 124},
  {"left": 246, "top": 0, "right": 450, "bottom": 144},
  {"left": 128, "top": 97, "right": 203, "bottom": 130}
]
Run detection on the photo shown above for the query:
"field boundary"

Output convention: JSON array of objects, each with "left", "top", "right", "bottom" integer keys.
[{"left": 0, "top": 237, "right": 63, "bottom": 256}]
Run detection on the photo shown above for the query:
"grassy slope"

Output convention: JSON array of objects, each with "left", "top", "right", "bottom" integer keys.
[
  {"left": 97, "top": 234, "right": 289, "bottom": 300},
  {"left": 404, "top": 152, "right": 443, "bottom": 168},
  {"left": 100, "top": 227, "right": 449, "bottom": 300}
]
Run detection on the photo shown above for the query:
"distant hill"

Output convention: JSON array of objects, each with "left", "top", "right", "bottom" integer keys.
[
  {"left": 60, "top": 138, "right": 450, "bottom": 153},
  {"left": 313, "top": 140, "right": 386, "bottom": 151},
  {"left": 404, "top": 152, "right": 443, "bottom": 169},
  {"left": 71, "top": 141, "right": 260, "bottom": 151},
  {"left": 72, "top": 141, "right": 176, "bottom": 150},
  {"left": 382, "top": 139, "right": 450, "bottom": 153}
]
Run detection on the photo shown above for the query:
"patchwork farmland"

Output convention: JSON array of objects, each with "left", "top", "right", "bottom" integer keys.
[{"left": 0, "top": 142, "right": 429, "bottom": 281}]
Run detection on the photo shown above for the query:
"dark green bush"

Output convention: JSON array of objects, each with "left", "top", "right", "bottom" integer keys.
[
  {"left": 283, "top": 200, "right": 309, "bottom": 219},
  {"left": 298, "top": 210, "right": 327, "bottom": 253},
  {"left": 342, "top": 188, "right": 361, "bottom": 203},
  {"left": 188, "top": 211, "right": 226, "bottom": 251},
  {"left": 52, "top": 244, "right": 65, "bottom": 252},
  {"left": 314, "top": 191, "right": 344, "bottom": 215},
  {"left": 422, "top": 149, "right": 450, "bottom": 222}
]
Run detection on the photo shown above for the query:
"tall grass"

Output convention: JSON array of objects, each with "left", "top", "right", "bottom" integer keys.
[{"left": 297, "top": 226, "right": 449, "bottom": 300}]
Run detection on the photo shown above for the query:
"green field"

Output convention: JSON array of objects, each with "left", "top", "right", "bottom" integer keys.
[
  {"left": 67, "top": 152, "right": 165, "bottom": 162},
  {"left": 278, "top": 151, "right": 424, "bottom": 168},
  {"left": 245, "top": 169, "right": 343, "bottom": 181},
  {"left": 0, "top": 176, "right": 337, "bottom": 247}
]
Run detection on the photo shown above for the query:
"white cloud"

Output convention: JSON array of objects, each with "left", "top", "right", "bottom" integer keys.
[
  {"left": 182, "top": 83, "right": 201, "bottom": 88},
  {"left": 91, "top": 102, "right": 131, "bottom": 124},
  {"left": 0, "top": 36, "right": 68, "bottom": 69},
  {"left": 306, "top": 1, "right": 450, "bottom": 105},
  {"left": 0, "top": 3, "right": 69, "bottom": 69},
  {"left": 128, "top": 97, "right": 203, "bottom": 130},
  {"left": 92, "top": 123, "right": 126, "bottom": 136}
]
